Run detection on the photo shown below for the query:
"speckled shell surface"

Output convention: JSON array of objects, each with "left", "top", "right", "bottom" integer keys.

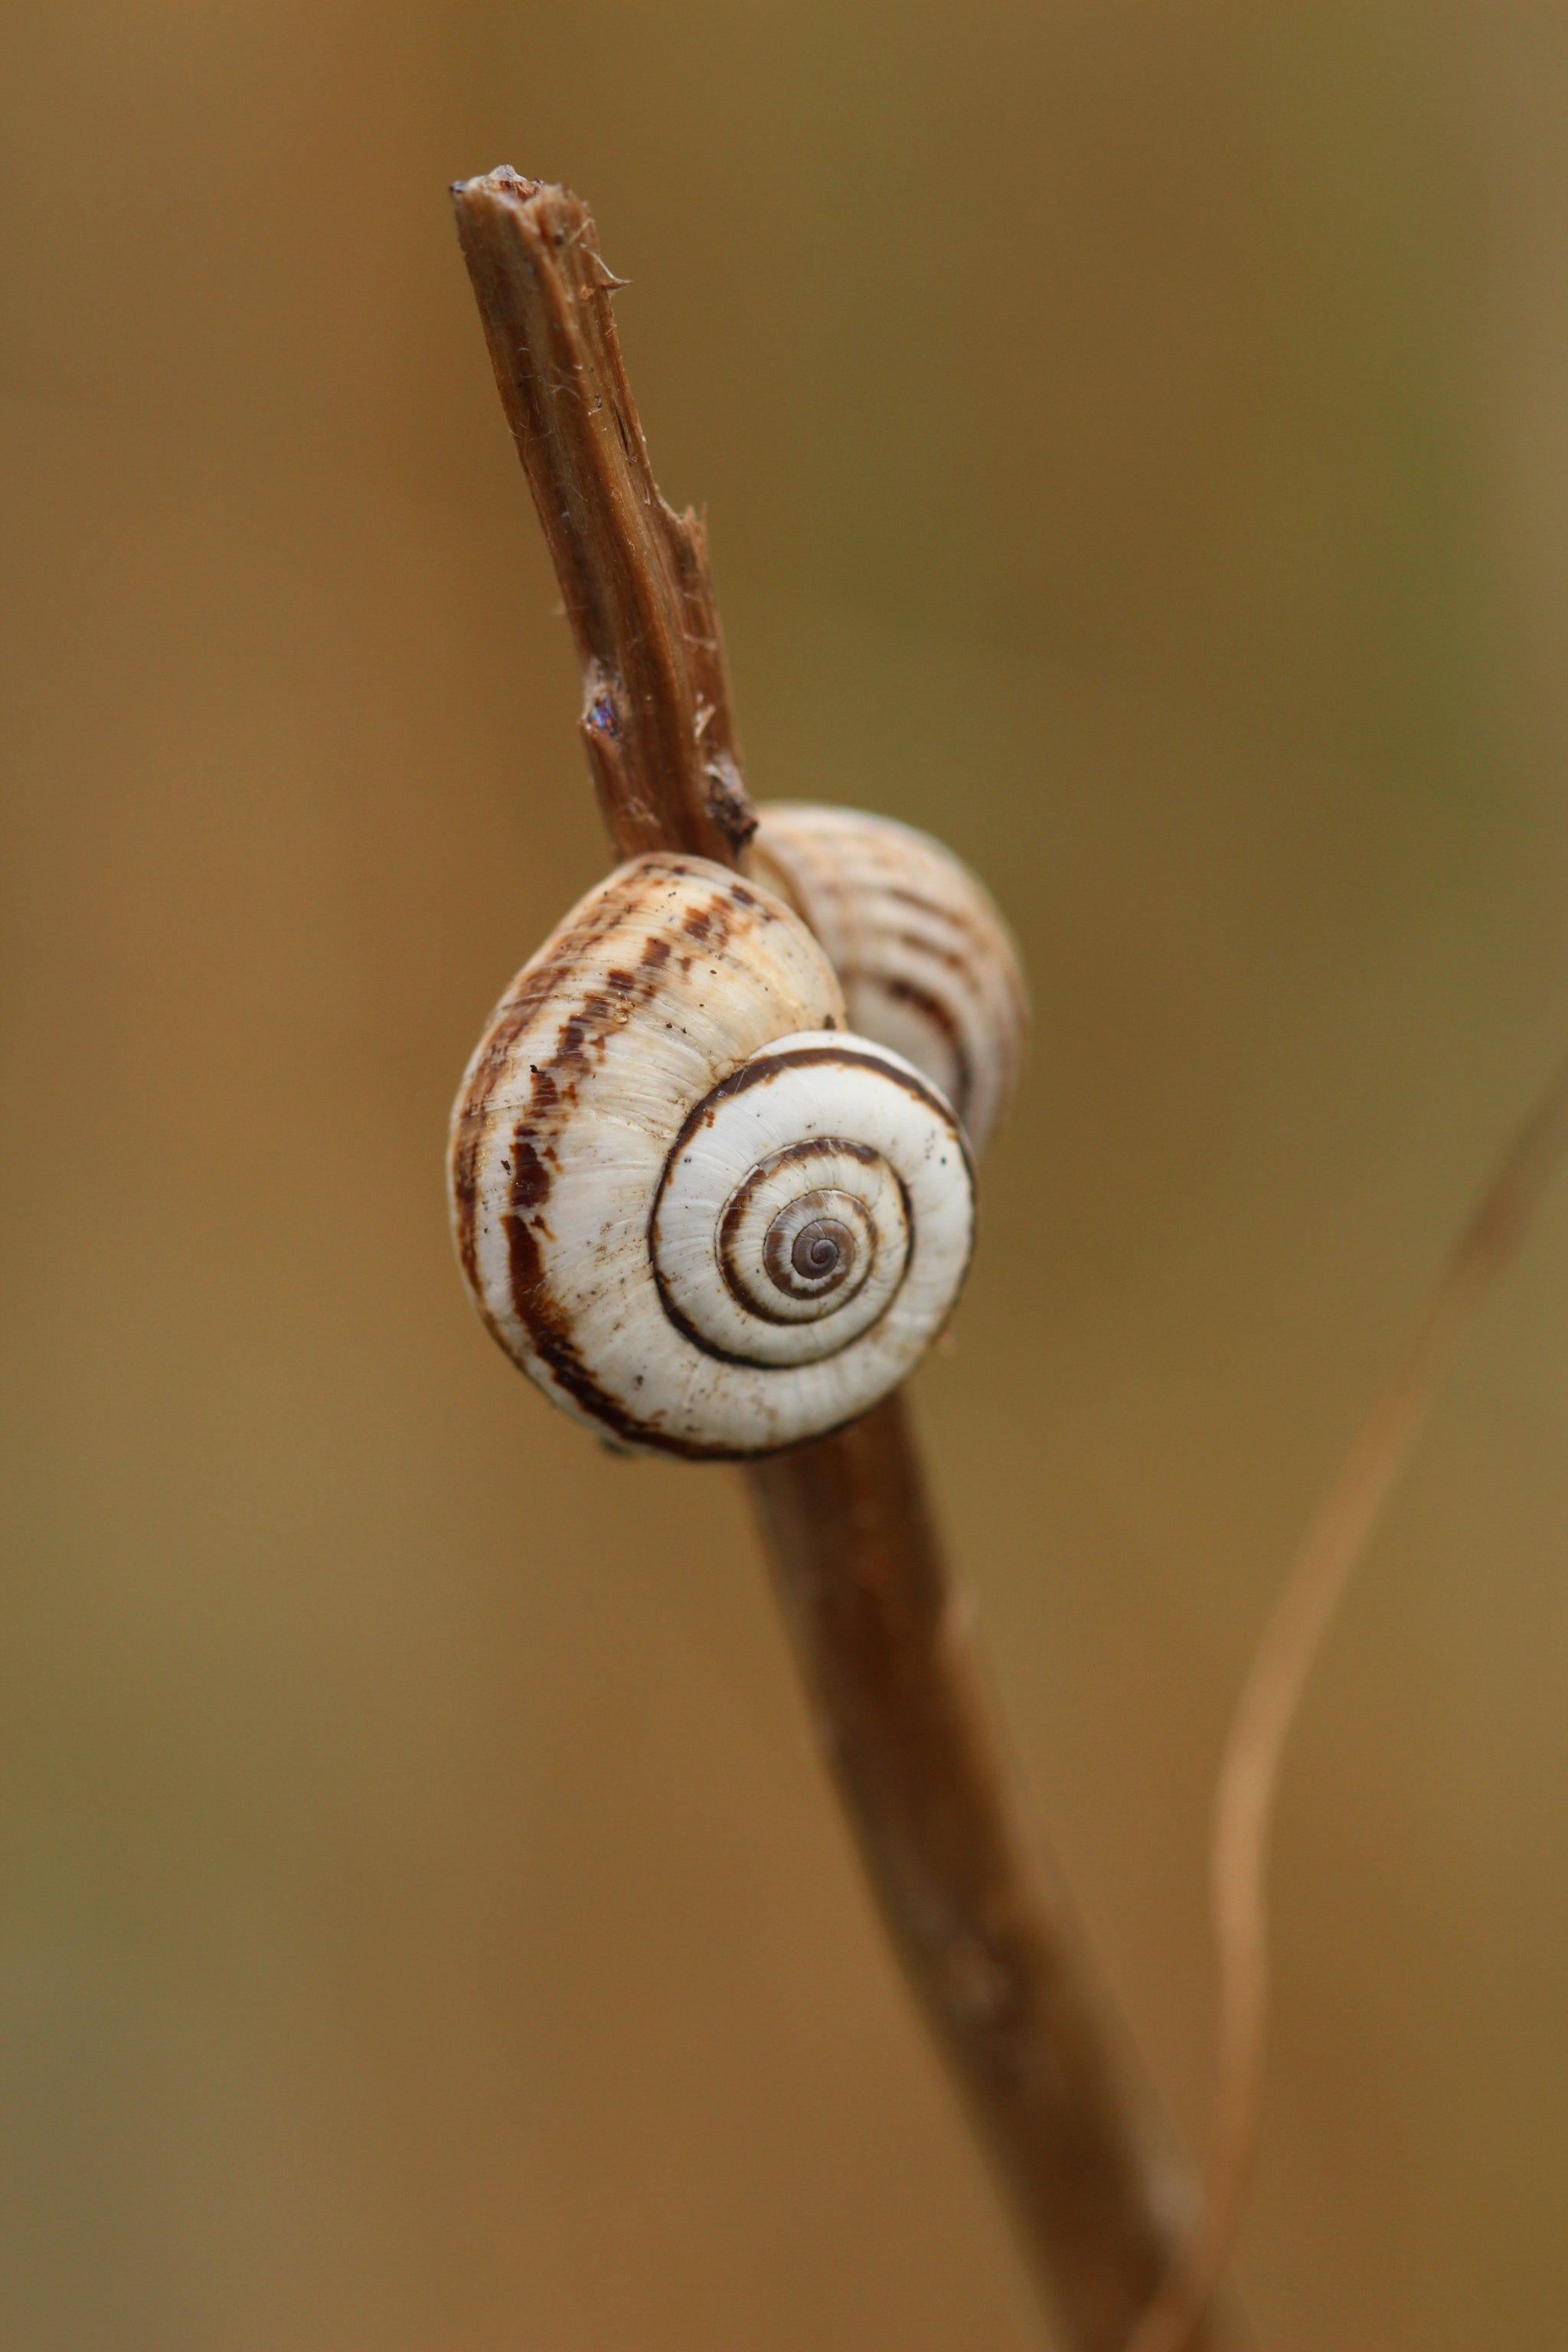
[
  {"left": 449, "top": 853, "right": 976, "bottom": 1459},
  {"left": 747, "top": 804, "right": 1029, "bottom": 1160}
]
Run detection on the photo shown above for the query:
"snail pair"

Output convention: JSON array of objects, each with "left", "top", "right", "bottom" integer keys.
[{"left": 449, "top": 806, "right": 1027, "bottom": 1458}]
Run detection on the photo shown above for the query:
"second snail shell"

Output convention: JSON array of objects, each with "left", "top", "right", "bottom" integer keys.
[
  {"left": 747, "top": 804, "right": 1028, "bottom": 1161},
  {"left": 449, "top": 854, "right": 976, "bottom": 1458}
]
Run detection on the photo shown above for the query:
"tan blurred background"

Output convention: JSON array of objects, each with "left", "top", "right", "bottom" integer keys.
[{"left": 5, "top": 5, "right": 1568, "bottom": 2346}]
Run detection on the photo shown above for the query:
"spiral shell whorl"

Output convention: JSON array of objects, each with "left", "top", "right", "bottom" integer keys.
[
  {"left": 449, "top": 854, "right": 975, "bottom": 1458},
  {"left": 747, "top": 804, "right": 1028, "bottom": 1161}
]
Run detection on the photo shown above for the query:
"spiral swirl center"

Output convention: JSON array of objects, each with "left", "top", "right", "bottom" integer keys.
[
  {"left": 652, "top": 1104, "right": 924, "bottom": 1366},
  {"left": 763, "top": 1207, "right": 858, "bottom": 1300},
  {"left": 795, "top": 1218, "right": 852, "bottom": 1279}
]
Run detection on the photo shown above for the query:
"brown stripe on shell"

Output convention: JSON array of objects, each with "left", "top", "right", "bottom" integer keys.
[
  {"left": 851, "top": 887, "right": 1027, "bottom": 1015},
  {"left": 450, "top": 858, "right": 773, "bottom": 1291},
  {"left": 880, "top": 923, "right": 984, "bottom": 978},
  {"left": 449, "top": 861, "right": 653, "bottom": 1299},
  {"left": 835, "top": 966, "right": 975, "bottom": 1129},
  {"left": 665, "top": 1038, "right": 975, "bottom": 1150},
  {"left": 879, "top": 884, "right": 1034, "bottom": 1030},
  {"left": 500, "top": 876, "right": 761, "bottom": 1431},
  {"left": 450, "top": 853, "right": 835, "bottom": 1457},
  {"left": 744, "top": 805, "right": 1029, "bottom": 1158},
  {"left": 501, "top": 1196, "right": 698, "bottom": 1453},
  {"left": 871, "top": 884, "right": 1030, "bottom": 1024}
]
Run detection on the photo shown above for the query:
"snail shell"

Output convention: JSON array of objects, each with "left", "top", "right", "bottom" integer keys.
[
  {"left": 449, "top": 854, "right": 975, "bottom": 1459},
  {"left": 746, "top": 804, "right": 1028, "bottom": 1161}
]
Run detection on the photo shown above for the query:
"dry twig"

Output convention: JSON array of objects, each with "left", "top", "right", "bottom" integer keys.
[{"left": 449, "top": 168, "right": 1233, "bottom": 2352}]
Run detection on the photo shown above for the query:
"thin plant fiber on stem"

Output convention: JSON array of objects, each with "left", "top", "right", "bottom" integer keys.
[{"left": 1129, "top": 1047, "right": 1568, "bottom": 2352}]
